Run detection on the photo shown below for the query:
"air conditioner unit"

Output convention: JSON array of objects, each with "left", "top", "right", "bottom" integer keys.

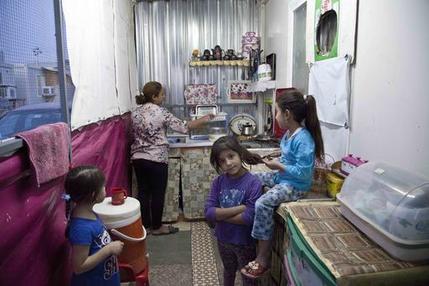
[
  {"left": 0, "top": 86, "right": 17, "bottom": 99},
  {"left": 42, "top": 86, "right": 56, "bottom": 97}
]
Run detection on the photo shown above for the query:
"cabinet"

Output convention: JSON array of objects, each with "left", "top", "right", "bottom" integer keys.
[
  {"left": 162, "top": 155, "right": 181, "bottom": 222},
  {"left": 181, "top": 147, "right": 217, "bottom": 219},
  {"left": 162, "top": 146, "right": 217, "bottom": 221}
]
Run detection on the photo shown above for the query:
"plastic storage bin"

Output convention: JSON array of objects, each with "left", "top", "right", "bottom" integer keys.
[
  {"left": 337, "top": 162, "right": 429, "bottom": 261},
  {"left": 285, "top": 218, "right": 336, "bottom": 286}
]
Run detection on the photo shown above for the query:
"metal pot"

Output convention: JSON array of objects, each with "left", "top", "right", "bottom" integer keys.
[{"left": 241, "top": 123, "right": 256, "bottom": 136}]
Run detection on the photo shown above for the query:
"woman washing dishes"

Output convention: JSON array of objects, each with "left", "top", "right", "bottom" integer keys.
[{"left": 131, "top": 81, "right": 214, "bottom": 235}]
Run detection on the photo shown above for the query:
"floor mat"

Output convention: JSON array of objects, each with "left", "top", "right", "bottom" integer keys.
[
  {"left": 146, "top": 231, "right": 191, "bottom": 265},
  {"left": 146, "top": 229, "right": 192, "bottom": 285},
  {"left": 149, "top": 264, "right": 192, "bottom": 286},
  {"left": 191, "top": 222, "right": 220, "bottom": 286}
]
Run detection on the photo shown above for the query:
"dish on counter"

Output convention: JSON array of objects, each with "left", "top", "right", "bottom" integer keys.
[{"left": 229, "top": 113, "right": 257, "bottom": 136}]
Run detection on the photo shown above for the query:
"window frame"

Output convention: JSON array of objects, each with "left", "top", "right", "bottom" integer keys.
[{"left": 0, "top": 0, "right": 71, "bottom": 158}]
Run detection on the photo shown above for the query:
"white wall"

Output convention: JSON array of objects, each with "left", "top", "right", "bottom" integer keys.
[
  {"left": 265, "top": 0, "right": 429, "bottom": 177},
  {"left": 264, "top": 0, "right": 289, "bottom": 88},
  {"left": 350, "top": 0, "right": 429, "bottom": 176}
]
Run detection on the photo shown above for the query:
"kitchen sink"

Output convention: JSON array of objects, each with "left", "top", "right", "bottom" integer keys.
[{"left": 167, "top": 135, "right": 187, "bottom": 144}]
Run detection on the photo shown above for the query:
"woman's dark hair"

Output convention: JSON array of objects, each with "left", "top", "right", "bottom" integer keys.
[
  {"left": 277, "top": 90, "right": 324, "bottom": 160},
  {"left": 135, "top": 81, "right": 162, "bottom": 105},
  {"left": 210, "top": 136, "right": 263, "bottom": 174}
]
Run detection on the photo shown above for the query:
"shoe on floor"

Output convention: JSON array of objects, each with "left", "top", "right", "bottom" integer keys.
[
  {"left": 240, "top": 261, "right": 269, "bottom": 279},
  {"left": 152, "top": 225, "right": 179, "bottom": 236}
]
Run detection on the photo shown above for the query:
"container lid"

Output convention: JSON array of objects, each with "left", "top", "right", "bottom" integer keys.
[
  {"left": 93, "top": 197, "right": 141, "bottom": 229},
  {"left": 337, "top": 162, "right": 429, "bottom": 245},
  {"left": 195, "top": 104, "right": 218, "bottom": 116}
]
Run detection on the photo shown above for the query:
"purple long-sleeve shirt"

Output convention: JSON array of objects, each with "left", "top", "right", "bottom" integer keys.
[{"left": 204, "top": 171, "right": 262, "bottom": 246}]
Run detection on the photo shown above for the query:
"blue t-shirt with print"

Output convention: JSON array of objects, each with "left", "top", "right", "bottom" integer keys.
[{"left": 68, "top": 216, "right": 120, "bottom": 286}]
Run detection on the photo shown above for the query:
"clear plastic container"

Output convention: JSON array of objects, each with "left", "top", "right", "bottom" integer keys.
[
  {"left": 337, "top": 162, "right": 429, "bottom": 261},
  {"left": 208, "top": 127, "right": 227, "bottom": 142}
]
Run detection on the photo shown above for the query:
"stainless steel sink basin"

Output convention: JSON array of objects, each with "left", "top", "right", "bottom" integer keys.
[{"left": 167, "top": 135, "right": 187, "bottom": 144}]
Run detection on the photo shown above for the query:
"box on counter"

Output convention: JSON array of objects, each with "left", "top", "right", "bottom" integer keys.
[{"left": 340, "top": 154, "right": 368, "bottom": 175}]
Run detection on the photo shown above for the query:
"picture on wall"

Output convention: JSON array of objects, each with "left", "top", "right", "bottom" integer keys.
[
  {"left": 314, "top": 0, "right": 340, "bottom": 61},
  {"left": 226, "top": 80, "right": 255, "bottom": 103}
]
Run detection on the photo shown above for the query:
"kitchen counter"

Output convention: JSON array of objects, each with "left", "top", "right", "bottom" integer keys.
[
  {"left": 169, "top": 139, "right": 213, "bottom": 148},
  {"left": 163, "top": 141, "right": 281, "bottom": 221},
  {"left": 169, "top": 137, "right": 281, "bottom": 150}
]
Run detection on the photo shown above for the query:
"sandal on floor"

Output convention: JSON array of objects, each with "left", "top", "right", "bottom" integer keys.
[
  {"left": 152, "top": 225, "right": 179, "bottom": 236},
  {"left": 240, "top": 261, "right": 269, "bottom": 279}
]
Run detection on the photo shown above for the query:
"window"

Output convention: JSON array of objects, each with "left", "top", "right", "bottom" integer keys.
[
  {"left": 292, "top": 2, "right": 309, "bottom": 94},
  {"left": 0, "top": 0, "right": 73, "bottom": 143},
  {"left": 36, "top": 75, "right": 44, "bottom": 97}
]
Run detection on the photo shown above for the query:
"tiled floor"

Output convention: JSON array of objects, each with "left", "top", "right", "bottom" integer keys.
[
  {"left": 138, "top": 221, "right": 226, "bottom": 286},
  {"left": 124, "top": 220, "right": 266, "bottom": 286}
]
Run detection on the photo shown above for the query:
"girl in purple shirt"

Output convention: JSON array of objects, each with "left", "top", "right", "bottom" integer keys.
[{"left": 205, "top": 136, "right": 263, "bottom": 286}]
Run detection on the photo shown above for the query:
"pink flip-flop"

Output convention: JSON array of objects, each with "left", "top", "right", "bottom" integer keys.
[{"left": 241, "top": 261, "right": 269, "bottom": 279}]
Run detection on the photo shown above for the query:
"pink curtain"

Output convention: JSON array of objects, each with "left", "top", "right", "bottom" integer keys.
[
  {"left": 0, "top": 114, "right": 131, "bottom": 286},
  {"left": 71, "top": 114, "right": 132, "bottom": 195}
]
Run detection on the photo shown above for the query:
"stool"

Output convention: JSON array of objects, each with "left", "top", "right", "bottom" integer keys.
[{"left": 119, "top": 263, "right": 149, "bottom": 286}]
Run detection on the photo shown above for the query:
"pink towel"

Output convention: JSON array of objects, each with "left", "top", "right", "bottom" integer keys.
[{"left": 17, "top": 122, "right": 70, "bottom": 186}]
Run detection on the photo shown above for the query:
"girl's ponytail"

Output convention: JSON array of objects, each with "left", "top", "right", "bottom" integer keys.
[
  {"left": 304, "top": 95, "right": 324, "bottom": 160},
  {"left": 241, "top": 149, "right": 263, "bottom": 166}
]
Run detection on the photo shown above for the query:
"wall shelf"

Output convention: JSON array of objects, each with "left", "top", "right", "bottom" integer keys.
[
  {"left": 189, "top": 59, "right": 250, "bottom": 67},
  {"left": 247, "top": 80, "right": 276, "bottom": 92}
]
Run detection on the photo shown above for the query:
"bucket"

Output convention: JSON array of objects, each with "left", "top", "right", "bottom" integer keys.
[
  {"left": 93, "top": 197, "right": 147, "bottom": 274},
  {"left": 326, "top": 172, "right": 344, "bottom": 198}
]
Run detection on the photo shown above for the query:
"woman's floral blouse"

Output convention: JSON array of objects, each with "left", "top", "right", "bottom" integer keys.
[{"left": 131, "top": 103, "right": 187, "bottom": 164}]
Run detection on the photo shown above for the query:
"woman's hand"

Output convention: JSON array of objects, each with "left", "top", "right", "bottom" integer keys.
[
  {"left": 202, "top": 113, "right": 216, "bottom": 121},
  {"left": 262, "top": 158, "right": 285, "bottom": 171},
  {"left": 187, "top": 113, "right": 216, "bottom": 130}
]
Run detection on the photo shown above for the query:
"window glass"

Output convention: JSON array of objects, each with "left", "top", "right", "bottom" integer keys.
[
  {"left": 0, "top": 0, "right": 73, "bottom": 140},
  {"left": 292, "top": 2, "right": 309, "bottom": 94}
]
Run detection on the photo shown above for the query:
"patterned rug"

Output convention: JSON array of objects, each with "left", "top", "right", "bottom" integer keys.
[
  {"left": 144, "top": 222, "right": 249, "bottom": 286},
  {"left": 191, "top": 222, "right": 221, "bottom": 286}
]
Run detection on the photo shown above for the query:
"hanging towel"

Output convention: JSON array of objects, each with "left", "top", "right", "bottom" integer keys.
[
  {"left": 17, "top": 122, "right": 70, "bottom": 186},
  {"left": 309, "top": 56, "right": 350, "bottom": 127}
]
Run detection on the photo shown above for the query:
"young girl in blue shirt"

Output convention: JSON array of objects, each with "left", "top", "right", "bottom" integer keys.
[
  {"left": 65, "top": 166, "right": 124, "bottom": 286},
  {"left": 241, "top": 90, "right": 324, "bottom": 279},
  {"left": 205, "top": 136, "right": 263, "bottom": 286}
]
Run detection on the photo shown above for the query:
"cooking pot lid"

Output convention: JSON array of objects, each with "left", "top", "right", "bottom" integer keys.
[{"left": 229, "top": 113, "right": 257, "bottom": 136}]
